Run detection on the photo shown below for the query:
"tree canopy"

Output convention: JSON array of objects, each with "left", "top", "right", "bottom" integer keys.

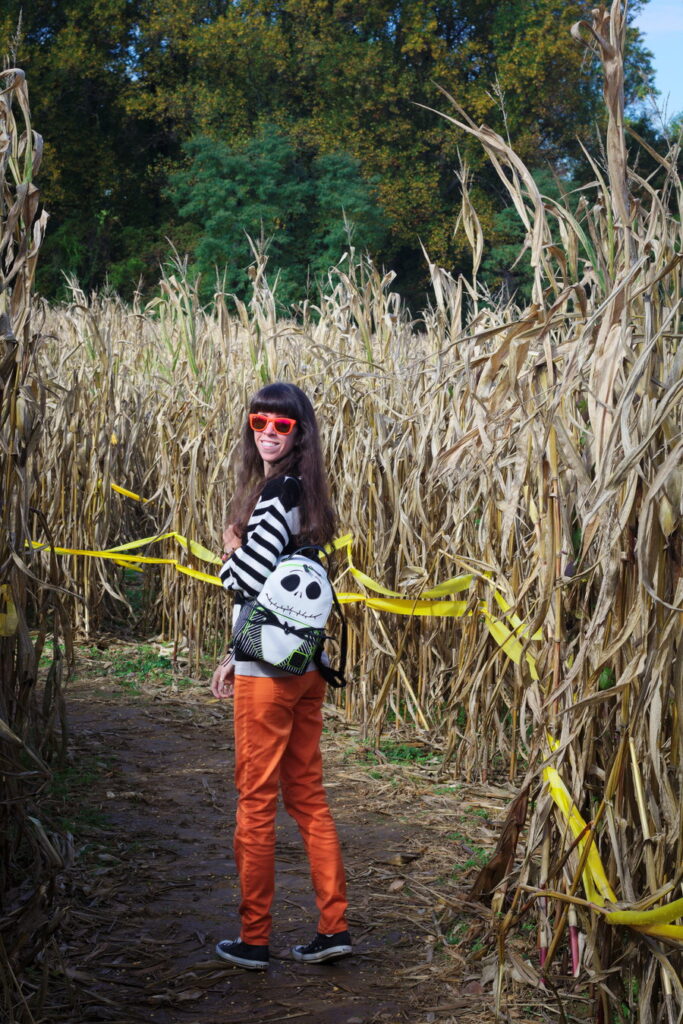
[
  {"left": 1, "top": 0, "right": 662, "bottom": 306},
  {"left": 170, "top": 127, "right": 390, "bottom": 302}
]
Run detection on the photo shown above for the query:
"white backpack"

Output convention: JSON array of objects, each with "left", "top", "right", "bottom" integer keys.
[{"left": 232, "top": 548, "right": 347, "bottom": 685}]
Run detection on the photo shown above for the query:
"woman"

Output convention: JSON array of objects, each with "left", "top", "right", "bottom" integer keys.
[{"left": 210, "top": 382, "right": 351, "bottom": 970}]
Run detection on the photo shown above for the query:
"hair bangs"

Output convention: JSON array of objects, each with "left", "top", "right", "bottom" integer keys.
[
  {"left": 249, "top": 384, "right": 300, "bottom": 422},
  {"left": 232, "top": 381, "right": 336, "bottom": 547}
]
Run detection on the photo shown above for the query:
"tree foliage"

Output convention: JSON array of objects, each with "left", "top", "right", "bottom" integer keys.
[
  {"left": 0, "top": 0, "right": 662, "bottom": 305},
  {"left": 0, "top": 2, "right": 169, "bottom": 295},
  {"left": 169, "top": 127, "right": 389, "bottom": 302}
]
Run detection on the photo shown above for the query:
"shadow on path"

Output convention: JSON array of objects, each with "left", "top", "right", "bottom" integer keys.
[{"left": 57, "top": 669, "right": 423, "bottom": 1023}]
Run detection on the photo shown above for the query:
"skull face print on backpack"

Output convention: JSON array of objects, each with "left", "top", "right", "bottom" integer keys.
[{"left": 231, "top": 548, "right": 347, "bottom": 684}]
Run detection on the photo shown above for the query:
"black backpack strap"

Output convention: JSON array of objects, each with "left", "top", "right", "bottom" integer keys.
[
  {"left": 292, "top": 544, "right": 330, "bottom": 569},
  {"left": 290, "top": 545, "right": 348, "bottom": 688},
  {"left": 317, "top": 661, "right": 346, "bottom": 689},
  {"left": 235, "top": 603, "right": 315, "bottom": 645},
  {"left": 315, "top": 589, "right": 348, "bottom": 689}
]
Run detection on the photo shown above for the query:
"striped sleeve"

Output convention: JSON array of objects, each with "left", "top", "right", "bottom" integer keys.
[{"left": 219, "top": 476, "right": 301, "bottom": 598}]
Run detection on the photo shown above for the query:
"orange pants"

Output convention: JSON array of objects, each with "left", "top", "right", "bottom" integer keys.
[{"left": 232, "top": 669, "right": 348, "bottom": 944}]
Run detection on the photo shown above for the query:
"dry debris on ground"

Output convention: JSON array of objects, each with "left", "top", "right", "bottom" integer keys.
[{"left": 28, "top": 640, "right": 578, "bottom": 1023}]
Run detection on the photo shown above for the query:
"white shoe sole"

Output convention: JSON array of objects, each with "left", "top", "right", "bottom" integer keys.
[
  {"left": 216, "top": 942, "right": 268, "bottom": 969},
  {"left": 292, "top": 944, "right": 352, "bottom": 963}
]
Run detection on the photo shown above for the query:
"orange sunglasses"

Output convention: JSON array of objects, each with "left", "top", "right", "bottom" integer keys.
[{"left": 249, "top": 413, "right": 297, "bottom": 435}]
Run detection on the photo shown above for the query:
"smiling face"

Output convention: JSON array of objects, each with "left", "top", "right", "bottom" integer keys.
[{"left": 252, "top": 409, "right": 298, "bottom": 475}]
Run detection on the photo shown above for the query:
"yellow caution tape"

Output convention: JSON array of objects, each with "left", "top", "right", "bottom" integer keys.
[
  {"left": 104, "top": 493, "right": 477, "bottom": 606},
  {"left": 328, "top": 534, "right": 474, "bottom": 599},
  {"left": 113, "top": 559, "right": 144, "bottom": 572},
  {"left": 544, "top": 745, "right": 683, "bottom": 943},
  {"left": 324, "top": 532, "right": 354, "bottom": 554},
  {"left": 103, "top": 493, "right": 528, "bottom": 627},
  {"left": 176, "top": 564, "right": 223, "bottom": 585},
  {"left": 338, "top": 593, "right": 469, "bottom": 616},
  {"left": 29, "top": 537, "right": 223, "bottom": 587},
  {"left": 328, "top": 535, "right": 534, "bottom": 669},
  {"left": 543, "top": 763, "right": 616, "bottom": 906},
  {"left": 30, "top": 527, "right": 539, "bottom": 673},
  {"left": 492, "top": 589, "right": 544, "bottom": 641},
  {"left": 423, "top": 575, "right": 475, "bottom": 598},
  {"left": 30, "top": 542, "right": 171, "bottom": 564},
  {"left": 111, "top": 482, "right": 147, "bottom": 502},
  {"left": 634, "top": 923, "right": 683, "bottom": 942},
  {"left": 98, "top": 531, "right": 221, "bottom": 565},
  {"left": 482, "top": 609, "right": 539, "bottom": 680},
  {"left": 0, "top": 584, "right": 19, "bottom": 637},
  {"left": 605, "top": 897, "right": 683, "bottom": 927},
  {"left": 174, "top": 534, "right": 223, "bottom": 564}
]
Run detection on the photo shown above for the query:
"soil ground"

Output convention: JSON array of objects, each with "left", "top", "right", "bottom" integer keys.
[{"left": 39, "top": 640, "right": 546, "bottom": 1024}]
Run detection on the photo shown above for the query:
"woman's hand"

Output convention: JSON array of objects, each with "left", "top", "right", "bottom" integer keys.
[
  {"left": 221, "top": 524, "right": 242, "bottom": 562},
  {"left": 211, "top": 655, "right": 236, "bottom": 698}
]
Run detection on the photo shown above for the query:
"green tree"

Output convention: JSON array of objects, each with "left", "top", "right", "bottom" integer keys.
[
  {"left": 129, "top": 0, "right": 657, "bottom": 302},
  {"left": 308, "top": 151, "right": 390, "bottom": 279},
  {"left": 481, "top": 168, "right": 570, "bottom": 303},
  {"left": 2, "top": 1, "right": 658, "bottom": 304},
  {"left": 1, "top": 0, "right": 176, "bottom": 297},
  {"left": 169, "top": 126, "right": 390, "bottom": 303}
]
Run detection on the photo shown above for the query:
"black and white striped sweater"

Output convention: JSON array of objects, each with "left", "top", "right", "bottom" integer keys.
[{"left": 219, "top": 475, "right": 303, "bottom": 676}]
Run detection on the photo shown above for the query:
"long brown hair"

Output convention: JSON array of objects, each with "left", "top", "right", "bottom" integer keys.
[{"left": 230, "top": 382, "right": 336, "bottom": 546}]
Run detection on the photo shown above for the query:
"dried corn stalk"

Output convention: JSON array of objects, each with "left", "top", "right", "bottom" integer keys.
[
  {"left": 21, "top": 2, "right": 683, "bottom": 1017},
  {"left": 0, "top": 66, "right": 69, "bottom": 1024}
]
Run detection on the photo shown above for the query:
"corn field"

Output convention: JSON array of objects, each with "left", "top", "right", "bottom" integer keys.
[
  {"left": 3, "top": 2, "right": 683, "bottom": 1020},
  {"left": 0, "top": 63, "right": 72, "bottom": 1021}
]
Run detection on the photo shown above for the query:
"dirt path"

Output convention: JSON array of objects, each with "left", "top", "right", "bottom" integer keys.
[{"left": 47, "top": 643, "right": 518, "bottom": 1024}]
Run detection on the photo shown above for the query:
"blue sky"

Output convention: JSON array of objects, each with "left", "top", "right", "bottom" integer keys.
[{"left": 633, "top": 0, "right": 683, "bottom": 119}]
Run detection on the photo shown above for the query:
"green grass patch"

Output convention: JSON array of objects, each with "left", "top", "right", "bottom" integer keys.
[
  {"left": 452, "top": 849, "right": 489, "bottom": 876},
  {"left": 48, "top": 760, "right": 110, "bottom": 834},
  {"left": 39, "top": 641, "right": 65, "bottom": 668},
  {"left": 445, "top": 920, "right": 468, "bottom": 945},
  {"left": 99, "top": 642, "right": 196, "bottom": 693},
  {"left": 378, "top": 740, "right": 435, "bottom": 764}
]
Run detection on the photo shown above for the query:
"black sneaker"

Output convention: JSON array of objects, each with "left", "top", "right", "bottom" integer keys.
[
  {"left": 215, "top": 938, "right": 269, "bottom": 970},
  {"left": 292, "top": 930, "right": 352, "bottom": 963}
]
